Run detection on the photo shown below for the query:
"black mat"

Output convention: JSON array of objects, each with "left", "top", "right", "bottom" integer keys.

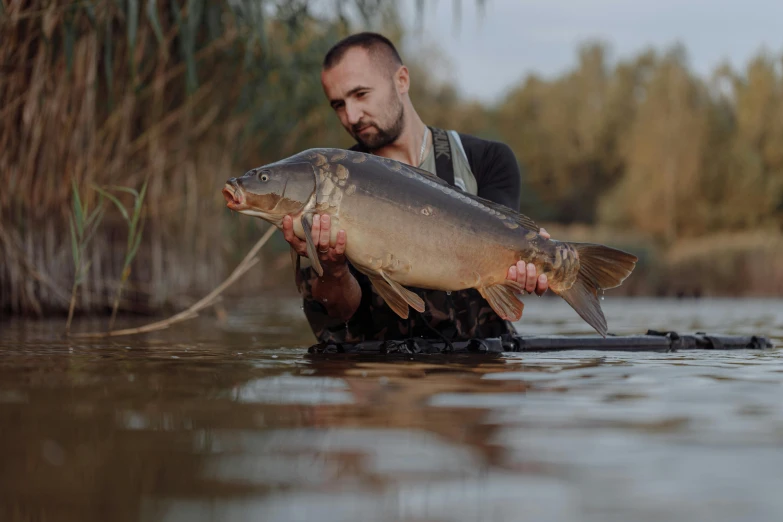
[{"left": 307, "top": 330, "right": 776, "bottom": 355}]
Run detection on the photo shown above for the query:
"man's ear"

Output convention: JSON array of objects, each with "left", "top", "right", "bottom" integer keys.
[{"left": 395, "top": 65, "right": 410, "bottom": 95}]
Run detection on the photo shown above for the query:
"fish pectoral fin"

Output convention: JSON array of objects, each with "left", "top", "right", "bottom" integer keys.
[
  {"left": 379, "top": 270, "right": 426, "bottom": 313},
  {"left": 368, "top": 271, "right": 426, "bottom": 319},
  {"left": 479, "top": 282, "right": 525, "bottom": 322},
  {"left": 301, "top": 214, "right": 324, "bottom": 277}
]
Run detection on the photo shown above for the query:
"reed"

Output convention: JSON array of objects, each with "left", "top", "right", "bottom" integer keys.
[
  {"left": 92, "top": 180, "right": 149, "bottom": 331},
  {"left": 65, "top": 181, "right": 106, "bottom": 333},
  {"left": 0, "top": 0, "right": 395, "bottom": 318},
  {"left": 664, "top": 231, "right": 783, "bottom": 297}
]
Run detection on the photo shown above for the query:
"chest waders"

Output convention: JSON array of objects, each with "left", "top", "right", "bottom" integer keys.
[{"left": 427, "top": 126, "right": 478, "bottom": 195}]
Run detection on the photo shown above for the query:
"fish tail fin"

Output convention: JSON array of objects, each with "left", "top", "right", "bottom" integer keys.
[{"left": 552, "top": 243, "right": 638, "bottom": 337}]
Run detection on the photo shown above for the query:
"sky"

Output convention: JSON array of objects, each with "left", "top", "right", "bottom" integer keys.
[{"left": 396, "top": 0, "right": 783, "bottom": 104}]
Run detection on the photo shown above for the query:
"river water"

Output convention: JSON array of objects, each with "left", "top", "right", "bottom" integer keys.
[{"left": 1, "top": 296, "right": 782, "bottom": 522}]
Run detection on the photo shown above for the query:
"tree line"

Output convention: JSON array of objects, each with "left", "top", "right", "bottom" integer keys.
[{"left": 438, "top": 43, "right": 783, "bottom": 244}]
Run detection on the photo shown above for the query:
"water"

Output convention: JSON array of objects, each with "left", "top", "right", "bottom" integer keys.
[{"left": 1, "top": 297, "right": 782, "bottom": 522}]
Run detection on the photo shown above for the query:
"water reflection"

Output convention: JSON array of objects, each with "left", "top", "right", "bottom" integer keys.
[{"left": 0, "top": 297, "right": 781, "bottom": 522}]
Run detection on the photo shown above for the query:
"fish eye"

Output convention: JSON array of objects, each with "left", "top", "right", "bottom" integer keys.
[{"left": 258, "top": 171, "right": 269, "bottom": 182}]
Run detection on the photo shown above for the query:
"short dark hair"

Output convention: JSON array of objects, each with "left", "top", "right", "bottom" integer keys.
[{"left": 322, "top": 32, "right": 403, "bottom": 74}]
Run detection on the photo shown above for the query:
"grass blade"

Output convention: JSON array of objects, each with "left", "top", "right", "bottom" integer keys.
[
  {"left": 72, "top": 181, "right": 85, "bottom": 237},
  {"left": 84, "top": 0, "right": 96, "bottom": 25},
  {"left": 129, "top": 231, "right": 144, "bottom": 261},
  {"left": 104, "top": 16, "right": 114, "bottom": 109},
  {"left": 134, "top": 179, "right": 149, "bottom": 215},
  {"left": 77, "top": 260, "right": 94, "bottom": 285},
  {"left": 64, "top": 12, "right": 75, "bottom": 75},
  {"left": 85, "top": 192, "right": 105, "bottom": 227},
  {"left": 128, "top": 0, "right": 139, "bottom": 82},
  {"left": 171, "top": 0, "right": 199, "bottom": 94},
  {"left": 69, "top": 216, "right": 79, "bottom": 266},
  {"left": 206, "top": 1, "right": 221, "bottom": 40},
  {"left": 188, "top": 0, "right": 204, "bottom": 32},
  {"left": 92, "top": 185, "right": 130, "bottom": 223},
  {"left": 146, "top": 0, "right": 165, "bottom": 45},
  {"left": 85, "top": 201, "right": 105, "bottom": 229},
  {"left": 106, "top": 186, "right": 139, "bottom": 197},
  {"left": 82, "top": 207, "right": 106, "bottom": 247}
]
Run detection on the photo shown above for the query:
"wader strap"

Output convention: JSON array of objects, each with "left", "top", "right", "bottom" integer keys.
[{"left": 428, "top": 126, "right": 455, "bottom": 186}]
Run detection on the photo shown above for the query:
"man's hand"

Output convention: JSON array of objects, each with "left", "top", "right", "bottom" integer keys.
[
  {"left": 506, "top": 227, "right": 550, "bottom": 296},
  {"left": 282, "top": 213, "right": 360, "bottom": 321},
  {"left": 282, "top": 214, "right": 348, "bottom": 278}
]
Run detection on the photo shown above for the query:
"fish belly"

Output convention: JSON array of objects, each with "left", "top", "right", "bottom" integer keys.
[{"left": 336, "top": 191, "right": 520, "bottom": 291}]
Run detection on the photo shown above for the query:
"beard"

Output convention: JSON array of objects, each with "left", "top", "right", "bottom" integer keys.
[{"left": 351, "top": 96, "right": 405, "bottom": 151}]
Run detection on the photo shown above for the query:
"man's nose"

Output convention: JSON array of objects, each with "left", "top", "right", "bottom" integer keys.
[{"left": 345, "top": 102, "right": 362, "bottom": 125}]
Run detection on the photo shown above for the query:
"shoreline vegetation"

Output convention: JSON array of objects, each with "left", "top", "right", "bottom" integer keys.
[{"left": 2, "top": 1, "right": 782, "bottom": 327}]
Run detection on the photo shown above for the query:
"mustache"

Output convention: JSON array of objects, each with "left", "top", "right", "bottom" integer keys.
[{"left": 352, "top": 121, "right": 375, "bottom": 133}]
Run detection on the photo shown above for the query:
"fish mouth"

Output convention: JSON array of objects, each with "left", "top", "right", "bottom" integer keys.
[{"left": 222, "top": 181, "right": 245, "bottom": 210}]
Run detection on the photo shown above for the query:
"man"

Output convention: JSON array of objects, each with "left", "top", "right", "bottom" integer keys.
[{"left": 282, "top": 32, "right": 550, "bottom": 344}]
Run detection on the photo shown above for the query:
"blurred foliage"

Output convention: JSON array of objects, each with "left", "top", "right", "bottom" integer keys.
[
  {"left": 0, "top": 0, "right": 412, "bottom": 217},
  {"left": 1, "top": 0, "right": 783, "bottom": 316},
  {"left": 490, "top": 42, "right": 783, "bottom": 243},
  {"left": 0, "top": 0, "right": 404, "bottom": 315}
]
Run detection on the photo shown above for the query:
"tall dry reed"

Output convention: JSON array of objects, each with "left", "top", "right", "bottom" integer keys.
[{"left": 0, "top": 0, "right": 393, "bottom": 318}]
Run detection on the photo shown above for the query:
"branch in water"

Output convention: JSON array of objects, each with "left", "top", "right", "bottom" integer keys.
[{"left": 68, "top": 225, "right": 277, "bottom": 338}]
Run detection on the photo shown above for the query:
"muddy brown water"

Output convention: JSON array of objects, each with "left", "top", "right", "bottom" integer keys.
[{"left": 1, "top": 296, "right": 782, "bottom": 522}]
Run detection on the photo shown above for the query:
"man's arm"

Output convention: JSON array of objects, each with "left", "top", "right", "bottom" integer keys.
[
  {"left": 460, "top": 135, "right": 550, "bottom": 296},
  {"left": 282, "top": 214, "right": 361, "bottom": 321}
]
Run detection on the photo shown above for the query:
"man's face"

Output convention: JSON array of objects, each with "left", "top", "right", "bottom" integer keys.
[{"left": 321, "top": 47, "right": 406, "bottom": 150}]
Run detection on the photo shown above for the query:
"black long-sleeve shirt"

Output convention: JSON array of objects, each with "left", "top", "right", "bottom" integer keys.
[{"left": 457, "top": 133, "right": 522, "bottom": 211}]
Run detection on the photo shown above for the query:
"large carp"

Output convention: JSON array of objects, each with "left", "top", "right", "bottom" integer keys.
[{"left": 222, "top": 148, "right": 638, "bottom": 337}]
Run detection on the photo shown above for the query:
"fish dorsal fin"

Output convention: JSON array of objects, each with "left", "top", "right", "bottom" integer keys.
[
  {"left": 383, "top": 158, "right": 541, "bottom": 233},
  {"left": 470, "top": 195, "right": 540, "bottom": 232}
]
